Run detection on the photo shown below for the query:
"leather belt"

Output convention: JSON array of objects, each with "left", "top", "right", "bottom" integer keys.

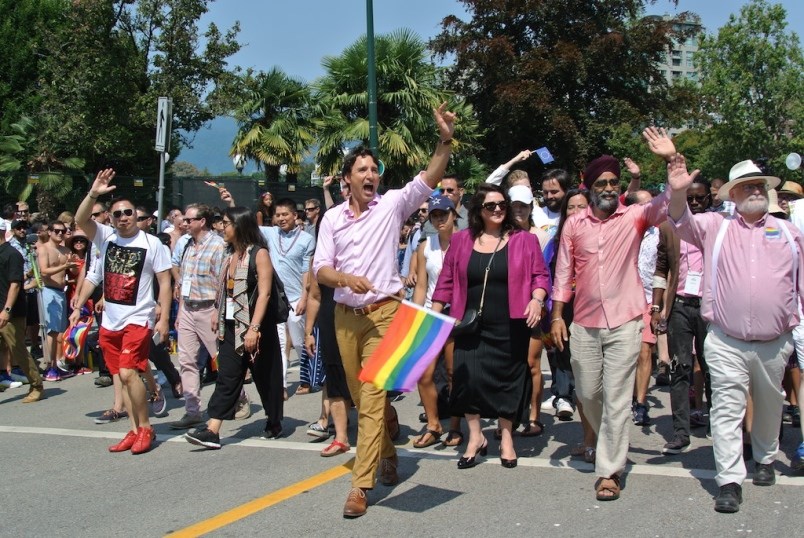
[
  {"left": 184, "top": 299, "right": 215, "bottom": 311},
  {"left": 675, "top": 296, "right": 701, "bottom": 308},
  {"left": 339, "top": 297, "right": 396, "bottom": 316}
]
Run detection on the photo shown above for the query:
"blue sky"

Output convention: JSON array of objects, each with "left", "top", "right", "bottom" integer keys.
[{"left": 183, "top": 0, "right": 803, "bottom": 173}]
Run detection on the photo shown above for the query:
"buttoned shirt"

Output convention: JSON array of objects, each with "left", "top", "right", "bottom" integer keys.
[
  {"left": 173, "top": 231, "right": 225, "bottom": 302},
  {"left": 671, "top": 207, "right": 804, "bottom": 341},
  {"left": 313, "top": 174, "right": 432, "bottom": 308},
  {"left": 553, "top": 192, "right": 669, "bottom": 328},
  {"left": 9, "top": 237, "right": 30, "bottom": 276},
  {"left": 676, "top": 240, "right": 703, "bottom": 298},
  {"left": 260, "top": 226, "right": 314, "bottom": 303}
]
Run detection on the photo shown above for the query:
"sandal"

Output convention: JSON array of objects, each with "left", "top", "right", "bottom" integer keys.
[
  {"left": 520, "top": 420, "right": 545, "bottom": 437},
  {"left": 413, "top": 429, "right": 442, "bottom": 448},
  {"left": 320, "top": 439, "right": 350, "bottom": 457},
  {"left": 570, "top": 443, "right": 586, "bottom": 457},
  {"left": 584, "top": 447, "right": 596, "bottom": 464},
  {"left": 595, "top": 475, "right": 621, "bottom": 501},
  {"left": 443, "top": 430, "right": 464, "bottom": 447}
]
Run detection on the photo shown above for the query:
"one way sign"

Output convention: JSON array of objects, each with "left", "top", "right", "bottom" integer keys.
[{"left": 155, "top": 97, "right": 172, "bottom": 152}]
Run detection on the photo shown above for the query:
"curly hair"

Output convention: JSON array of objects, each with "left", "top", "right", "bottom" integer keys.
[{"left": 467, "top": 184, "right": 518, "bottom": 239}]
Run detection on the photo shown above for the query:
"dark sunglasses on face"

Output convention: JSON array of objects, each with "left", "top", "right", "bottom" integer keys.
[
  {"left": 482, "top": 201, "right": 508, "bottom": 212},
  {"left": 687, "top": 195, "right": 709, "bottom": 203},
  {"left": 137, "top": 216, "right": 150, "bottom": 222},
  {"left": 73, "top": 238, "right": 88, "bottom": 243},
  {"left": 442, "top": 188, "right": 457, "bottom": 193},
  {"left": 183, "top": 217, "right": 202, "bottom": 223},
  {"left": 417, "top": 208, "right": 428, "bottom": 213},
  {"left": 51, "top": 229, "right": 65, "bottom": 235},
  {"left": 304, "top": 207, "right": 318, "bottom": 212},
  {"left": 91, "top": 211, "right": 103, "bottom": 218},
  {"left": 592, "top": 179, "right": 621, "bottom": 189},
  {"left": 112, "top": 208, "right": 135, "bottom": 218}
]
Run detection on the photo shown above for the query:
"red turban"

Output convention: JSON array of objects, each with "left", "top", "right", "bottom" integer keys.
[{"left": 583, "top": 155, "right": 620, "bottom": 189}]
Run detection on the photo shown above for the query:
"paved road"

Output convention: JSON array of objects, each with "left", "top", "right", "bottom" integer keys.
[{"left": 1, "top": 358, "right": 802, "bottom": 537}]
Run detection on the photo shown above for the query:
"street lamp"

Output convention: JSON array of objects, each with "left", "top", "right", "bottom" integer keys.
[
  {"left": 233, "top": 154, "right": 246, "bottom": 175},
  {"left": 366, "top": 0, "right": 378, "bottom": 155}
]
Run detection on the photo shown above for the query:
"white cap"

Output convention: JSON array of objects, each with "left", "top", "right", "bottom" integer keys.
[
  {"left": 508, "top": 185, "right": 534, "bottom": 205},
  {"left": 0, "top": 220, "right": 6, "bottom": 231}
]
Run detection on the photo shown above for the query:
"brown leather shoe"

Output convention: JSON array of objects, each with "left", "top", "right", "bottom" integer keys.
[
  {"left": 343, "top": 487, "right": 367, "bottom": 518},
  {"left": 385, "top": 405, "right": 400, "bottom": 441},
  {"left": 379, "top": 457, "right": 399, "bottom": 486},
  {"left": 22, "top": 386, "right": 43, "bottom": 403}
]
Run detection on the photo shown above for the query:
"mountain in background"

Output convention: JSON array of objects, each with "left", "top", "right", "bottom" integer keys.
[{"left": 178, "top": 116, "right": 260, "bottom": 175}]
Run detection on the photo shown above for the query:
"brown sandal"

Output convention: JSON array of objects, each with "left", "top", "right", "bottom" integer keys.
[
  {"left": 595, "top": 475, "right": 621, "bottom": 501},
  {"left": 443, "top": 430, "right": 464, "bottom": 447},
  {"left": 413, "top": 429, "right": 442, "bottom": 448}
]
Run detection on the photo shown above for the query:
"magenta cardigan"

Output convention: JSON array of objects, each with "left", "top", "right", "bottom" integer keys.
[{"left": 432, "top": 228, "right": 551, "bottom": 320}]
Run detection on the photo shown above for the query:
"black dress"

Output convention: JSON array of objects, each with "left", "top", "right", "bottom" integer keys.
[{"left": 450, "top": 245, "right": 531, "bottom": 422}]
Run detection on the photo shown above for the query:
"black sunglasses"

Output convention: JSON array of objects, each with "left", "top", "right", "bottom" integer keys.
[
  {"left": 183, "top": 217, "right": 203, "bottom": 223},
  {"left": 51, "top": 228, "right": 66, "bottom": 234},
  {"left": 112, "top": 208, "right": 135, "bottom": 218},
  {"left": 592, "top": 178, "right": 621, "bottom": 189},
  {"left": 481, "top": 201, "right": 508, "bottom": 212},
  {"left": 687, "top": 195, "right": 710, "bottom": 203},
  {"left": 137, "top": 216, "right": 151, "bottom": 222},
  {"left": 304, "top": 207, "right": 318, "bottom": 212},
  {"left": 91, "top": 211, "right": 103, "bottom": 218},
  {"left": 442, "top": 187, "right": 457, "bottom": 193}
]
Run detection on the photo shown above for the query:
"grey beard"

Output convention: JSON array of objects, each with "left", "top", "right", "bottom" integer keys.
[
  {"left": 591, "top": 191, "right": 619, "bottom": 215},
  {"left": 737, "top": 197, "right": 769, "bottom": 215}
]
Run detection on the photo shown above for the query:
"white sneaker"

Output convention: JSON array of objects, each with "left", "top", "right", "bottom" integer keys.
[
  {"left": 540, "top": 395, "right": 556, "bottom": 412},
  {"left": 555, "top": 398, "right": 574, "bottom": 421},
  {"left": 0, "top": 376, "right": 22, "bottom": 389},
  {"left": 9, "top": 373, "right": 30, "bottom": 384}
]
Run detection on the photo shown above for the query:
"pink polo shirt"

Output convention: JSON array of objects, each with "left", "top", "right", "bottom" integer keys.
[
  {"left": 671, "top": 207, "right": 804, "bottom": 341},
  {"left": 553, "top": 192, "right": 669, "bottom": 329},
  {"left": 313, "top": 174, "right": 432, "bottom": 308}
]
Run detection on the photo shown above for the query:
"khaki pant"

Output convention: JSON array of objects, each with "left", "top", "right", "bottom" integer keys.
[
  {"left": 569, "top": 317, "right": 642, "bottom": 478},
  {"left": 705, "top": 326, "right": 790, "bottom": 486},
  {"left": 0, "top": 316, "right": 43, "bottom": 388},
  {"left": 335, "top": 301, "right": 398, "bottom": 489}
]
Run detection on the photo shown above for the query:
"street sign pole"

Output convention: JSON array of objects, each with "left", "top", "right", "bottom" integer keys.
[{"left": 155, "top": 97, "right": 173, "bottom": 222}]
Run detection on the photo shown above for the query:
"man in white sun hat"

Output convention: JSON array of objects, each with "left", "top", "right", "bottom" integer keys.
[{"left": 667, "top": 156, "right": 802, "bottom": 513}]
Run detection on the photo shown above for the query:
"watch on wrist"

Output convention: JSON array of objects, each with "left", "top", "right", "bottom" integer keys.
[
  {"left": 3, "top": 307, "right": 10, "bottom": 314},
  {"left": 650, "top": 305, "right": 661, "bottom": 313},
  {"left": 250, "top": 324, "right": 260, "bottom": 333}
]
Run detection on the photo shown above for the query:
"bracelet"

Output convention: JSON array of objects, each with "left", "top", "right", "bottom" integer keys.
[
  {"left": 439, "top": 138, "right": 453, "bottom": 146},
  {"left": 532, "top": 297, "right": 545, "bottom": 306},
  {"left": 550, "top": 318, "right": 563, "bottom": 324},
  {"left": 88, "top": 193, "right": 98, "bottom": 199}
]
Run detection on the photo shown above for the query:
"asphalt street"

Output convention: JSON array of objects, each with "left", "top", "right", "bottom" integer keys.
[{"left": 1, "top": 356, "right": 802, "bottom": 537}]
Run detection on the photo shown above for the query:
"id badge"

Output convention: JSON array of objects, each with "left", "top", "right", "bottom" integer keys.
[
  {"left": 684, "top": 271, "right": 702, "bottom": 296},
  {"left": 225, "top": 298, "right": 235, "bottom": 320},
  {"left": 181, "top": 276, "right": 192, "bottom": 297}
]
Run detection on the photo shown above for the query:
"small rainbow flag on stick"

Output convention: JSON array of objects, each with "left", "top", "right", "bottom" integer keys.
[{"left": 359, "top": 299, "right": 457, "bottom": 392}]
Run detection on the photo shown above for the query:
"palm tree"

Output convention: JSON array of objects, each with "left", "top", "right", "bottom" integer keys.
[
  {"left": 230, "top": 68, "right": 315, "bottom": 182},
  {"left": 312, "top": 29, "right": 481, "bottom": 186}
]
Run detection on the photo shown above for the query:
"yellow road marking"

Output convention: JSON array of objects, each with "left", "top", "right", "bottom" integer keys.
[{"left": 167, "top": 458, "right": 354, "bottom": 537}]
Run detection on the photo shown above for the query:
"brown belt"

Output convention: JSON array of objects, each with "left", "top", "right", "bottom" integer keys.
[{"left": 339, "top": 297, "right": 396, "bottom": 316}]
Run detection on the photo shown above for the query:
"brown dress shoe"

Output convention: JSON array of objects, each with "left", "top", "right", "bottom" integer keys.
[
  {"left": 379, "top": 457, "right": 399, "bottom": 486},
  {"left": 22, "top": 387, "right": 44, "bottom": 403},
  {"left": 343, "top": 487, "right": 367, "bottom": 518}
]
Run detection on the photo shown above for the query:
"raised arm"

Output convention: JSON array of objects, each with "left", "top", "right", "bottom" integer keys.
[
  {"left": 667, "top": 154, "right": 700, "bottom": 222},
  {"left": 76, "top": 169, "right": 116, "bottom": 242},
  {"left": 423, "top": 102, "right": 456, "bottom": 190}
]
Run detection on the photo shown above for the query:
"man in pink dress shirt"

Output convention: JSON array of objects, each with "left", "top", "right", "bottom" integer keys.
[
  {"left": 668, "top": 156, "right": 804, "bottom": 513},
  {"left": 551, "top": 147, "right": 673, "bottom": 502},
  {"left": 313, "top": 103, "right": 455, "bottom": 518}
]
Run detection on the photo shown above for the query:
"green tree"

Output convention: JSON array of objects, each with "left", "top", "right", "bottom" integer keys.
[
  {"left": 230, "top": 67, "right": 315, "bottom": 183},
  {"left": 170, "top": 160, "right": 203, "bottom": 177},
  {"left": 312, "top": 29, "right": 482, "bottom": 186},
  {"left": 431, "top": 0, "right": 698, "bottom": 175},
  {"left": 694, "top": 0, "right": 803, "bottom": 179}
]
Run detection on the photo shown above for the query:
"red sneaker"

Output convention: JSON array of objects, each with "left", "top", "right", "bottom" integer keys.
[
  {"left": 131, "top": 427, "right": 156, "bottom": 455},
  {"left": 108, "top": 430, "right": 138, "bottom": 452}
]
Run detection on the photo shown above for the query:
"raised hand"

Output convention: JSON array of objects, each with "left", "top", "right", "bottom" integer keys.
[
  {"left": 642, "top": 126, "right": 676, "bottom": 160},
  {"left": 322, "top": 175, "right": 335, "bottom": 188},
  {"left": 433, "top": 102, "right": 457, "bottom": 142},
  {"left": 90, "top": 168, "right": 117, "bottom": 197},
  {"left": 624, "top": 157, "right": 640, "bottom": 176},
  {"left": 667, "top": 154, "right": 700, "bottom": 193}
]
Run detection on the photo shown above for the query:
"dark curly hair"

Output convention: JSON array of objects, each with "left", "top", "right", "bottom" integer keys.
[
  {"left": 467, "top": 184, "right": 518, "bottom": 239},
  {"left": 224, "top": 206, "right": 268, "bottom": 253}
]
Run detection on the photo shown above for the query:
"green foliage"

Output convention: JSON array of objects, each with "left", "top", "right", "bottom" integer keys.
[
  {"left": 694, "top": 0, "right": 803, "bottom": 179},
  {"left": 431, "top": 0, "right": 698, "bottom": 175},
  {"left": 312, "top": 29, "right": 482, "bottom": 186}
]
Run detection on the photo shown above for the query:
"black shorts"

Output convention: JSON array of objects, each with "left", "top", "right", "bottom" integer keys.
[{"left": 26, "top": 292, "right": 39, "bottom": 326}]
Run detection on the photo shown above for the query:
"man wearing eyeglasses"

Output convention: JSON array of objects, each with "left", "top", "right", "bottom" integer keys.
[
  {"left": 303, "top": 199, "right": 322, "bottom": 240},
  {"left": 551, "top": 128, "right": 676, "bottom": 503},
  {"left": 37, "top": 220, "right": 76, "bottom": 381},
  {"left": 169, "top": 204, "right": 226, "bottom": 429},
  {"left": 71, "top": 170, "right": 172, "bottom": 455},
  {"left": 652, "top": 179, "right": 712, "bottom": 457},
  {"left": 667, "top": 158, "right": 804, "bottom": 513},
  {"left": 90, "top": 202, "right": 110, "bottom": 225}
]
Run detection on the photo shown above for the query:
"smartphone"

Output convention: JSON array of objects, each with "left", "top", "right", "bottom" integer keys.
[{"left": 152, "top": 331, "right": 161, "bottom": 345}]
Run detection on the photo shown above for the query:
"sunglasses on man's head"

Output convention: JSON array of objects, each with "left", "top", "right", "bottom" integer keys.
[{"left": 112, "top": 208, "right": 135, "bottom": 219}]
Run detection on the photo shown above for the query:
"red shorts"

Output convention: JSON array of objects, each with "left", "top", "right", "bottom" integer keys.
[
  {"left": 641, "top": 308, "right": 657, "bottom": 345},
  {"left": 99, "top": 324, "right": 152, "bottom": 375}
]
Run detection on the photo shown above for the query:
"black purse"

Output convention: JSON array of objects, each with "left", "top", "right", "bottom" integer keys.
[{"left": 451, "top": 235, "right": 504, "bottom": 337}]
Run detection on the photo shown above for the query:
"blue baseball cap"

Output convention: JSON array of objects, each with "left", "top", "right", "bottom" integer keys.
[{"left": 427, "top": 195, "right": 455, "bottom": 213}]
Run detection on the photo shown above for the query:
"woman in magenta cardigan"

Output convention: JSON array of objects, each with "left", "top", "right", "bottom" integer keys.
[{"left": 432, "top": 184, "right": 550, "bottom": 469}]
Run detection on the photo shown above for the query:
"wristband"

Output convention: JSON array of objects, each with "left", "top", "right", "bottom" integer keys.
[
  {"left": 88, "top": 193, "right": 98, "bottom": 199},
  {"left": 550, "top": 318, "right": 562, "bottom": 324}
]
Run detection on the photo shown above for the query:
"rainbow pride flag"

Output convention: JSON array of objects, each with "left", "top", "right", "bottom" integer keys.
[{"left": 359, "top": 300, "right": 457, "bottom": 392}]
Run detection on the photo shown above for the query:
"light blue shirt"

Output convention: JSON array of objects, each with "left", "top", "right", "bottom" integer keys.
[{"left": 259, "top": 226, "right": 314, "bottom": 303}]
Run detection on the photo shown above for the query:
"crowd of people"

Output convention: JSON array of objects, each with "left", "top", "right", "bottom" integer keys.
[{"left": 1, "top": 103, "right": 803, "bottom": 517}]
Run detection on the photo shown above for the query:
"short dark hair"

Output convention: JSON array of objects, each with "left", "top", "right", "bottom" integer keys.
[
  {"left": 49, "top": 220, "right": 66, "bottom": 231},
  {"left": 692, "top": 177, "right": 711, "bottom": 192},
  {"left": 541, "top": 168, "right": 572, "bottom": 193},
  {"left": 442, "top": 174, "right": 464, "bottom": 188},
  {"left": 108, "top": 197, "right": 134, "bottom": 211},
  {"left": 224, "top": 206, "right": 268, "bottom": 252},
  {"left": 342, "top": 146, "right": 379, "bottom": 177},
  {"left": 467, "top": 184, "right": 518, "bottom": 239},
  {"left": 274, "top": 198, "right": 298, "bottom": 214},
  {"left": 135, "top": 206, "right": 151, "bottom": 216},
  {"left": 186, "top": 203, "right": 214, "bottom": 230},
  {"left": 2, "top": 204, "right": 15, "bottom": 220}
]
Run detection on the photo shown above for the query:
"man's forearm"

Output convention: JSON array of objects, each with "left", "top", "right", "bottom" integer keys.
[
  {"left": 75, "top": 192, "right": 99, "bottom": 240},
  {"left": 73, "top": 280, "right": 97, "bottom": 311},
  {"left": 551, "top": 301, "right": 565, "bottom": 321},
  {"left": 317, "top": 266, "right": 345, "bottom": 289},
  {"left": 5, "top": 282, "right": 21, "bottom": 311},
  {"left": 423, "top": 140, "right": 452, "bottom": 189},
  {"left": 668, "top": 191, "right": 688, "bottom": 221}
]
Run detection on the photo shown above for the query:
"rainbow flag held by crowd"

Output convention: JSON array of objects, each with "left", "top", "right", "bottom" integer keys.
[{"left": 359, "top": 300, "right": 457, "bottom": 392}]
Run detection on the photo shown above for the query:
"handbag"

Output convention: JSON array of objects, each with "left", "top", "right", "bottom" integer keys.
[
  {"left": 451, "top": 235, "right": 505, "bottom": 336},
  {"left": 248, "top": 246, "right": 291, "bottom": 324}
]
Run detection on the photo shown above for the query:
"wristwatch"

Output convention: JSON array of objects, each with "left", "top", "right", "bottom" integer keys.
[
  {"left": 3, "top": 307, "right": 10, "bottom": 314},
  {"left": 250, "top": 324, "right": 260, "bottom": 333}
]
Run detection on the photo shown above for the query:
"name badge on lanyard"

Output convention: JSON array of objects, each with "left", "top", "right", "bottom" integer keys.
[
  {"left": 684, "top": 271, "right": 702, "bottom": 296},
  {"left": 181, "top": 276, "right": 192, "bottom": 297}
]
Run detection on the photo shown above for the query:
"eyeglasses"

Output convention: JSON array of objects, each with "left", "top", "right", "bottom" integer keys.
[
  {"left": 51, "top": 229, "right": 65, "bottom": 235},
  {"left": 304, "top": 207, "right": 318, "bottom": 212},
  {"left": 739, "top": 182, "right": 767, "bottom": 193},
  {"left": 182, "top": 217, "right": 203, "bottom": 223},
  {"left": 221, "top": 220, "right": 232, "bottom": 228},
  {"left": 91, "top": 211, "right": 103, "bottom": 218},
  {"left": 72, "top": 238, "right": 88, "bottom": 243},
  {"left": 442, "top": 188, "right": 457, "bottom": 194},
  {"left": 481, "top": 201, "right": 508, "bottom": 212},
  {"left": 687, "top": 195, "right": 709, "bottom": 203},
  {"left": 112, "top": 208, "right": 135, "bottom": 218},
  {"left": 16, "top": 210, "right": 29, "bottom": 215},
  {"left": 137, "top": 216, "right": 150, "bottom": 222},
  {"left": 592, "top": 179, "right": 621, "bottom": 189},
  {"left": 417, "top": 208, "right": 428, "bottom": 213}
]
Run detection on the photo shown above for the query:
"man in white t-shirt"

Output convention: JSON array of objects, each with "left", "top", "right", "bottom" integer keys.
[{"left": 71, "top": 169, "right": 172, "bottom": 455}]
